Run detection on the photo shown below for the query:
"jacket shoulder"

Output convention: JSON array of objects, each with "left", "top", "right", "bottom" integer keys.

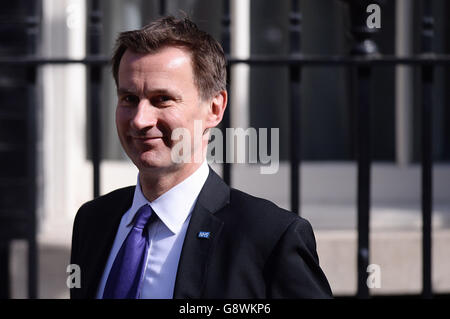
[
  {"left": 70, "top": 186, "right": 135, "bottom": 299},
  {"left": 228, "top": 187, "right": 301, "bottom": 224},
  {"left": 216, "top": 188, "right": 321, "bottom": 275},
  {"left": 75, "top": 186, "right": 135, "bottom": 222},
  {"left": 223, "top": 187, "right": 313, "bottom": 240}
]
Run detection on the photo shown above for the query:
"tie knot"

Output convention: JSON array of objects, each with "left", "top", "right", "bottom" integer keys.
[{"left": 132, "top": 204, "right": 153, "bottom": 229}]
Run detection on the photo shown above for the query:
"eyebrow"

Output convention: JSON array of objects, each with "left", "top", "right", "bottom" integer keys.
[
  {"left": 116, "top": 87, "right": 182, "bottom": 100},
  {"left": 116, "top": 88, "right": 137, "bottom": 96}
]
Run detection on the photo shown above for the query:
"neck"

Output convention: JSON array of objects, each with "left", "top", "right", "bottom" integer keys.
[{"left": 139, "top": 160, "right": 204, "bottom": 202}]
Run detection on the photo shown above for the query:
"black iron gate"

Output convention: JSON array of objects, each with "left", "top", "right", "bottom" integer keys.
[
  {"left": 0, "top": 0, "right": 40, "bottom": 298},
  {"left": 0, "top": 0, "right": 449, "bottom": 299}
]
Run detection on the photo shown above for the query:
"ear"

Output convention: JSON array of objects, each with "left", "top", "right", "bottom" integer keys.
[{"left": 205, "top": 90, "right": 227, "bottom": 130}]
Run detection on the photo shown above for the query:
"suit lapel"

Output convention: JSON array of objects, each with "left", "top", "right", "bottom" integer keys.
[
  {"left": 173, "top": 166, "right": 230, "bottom": 298},
  {"left": 85, "top": 187, "right": 135, "bottom": 298}
]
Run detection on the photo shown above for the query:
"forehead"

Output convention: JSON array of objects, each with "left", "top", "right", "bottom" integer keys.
[{"left": 118, "top": 47, "right": 194, "bottom": 88}]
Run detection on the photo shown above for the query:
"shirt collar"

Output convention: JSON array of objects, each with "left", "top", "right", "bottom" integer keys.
[{"left": 126, "top": 161, "right": 210, "bottom": 234}]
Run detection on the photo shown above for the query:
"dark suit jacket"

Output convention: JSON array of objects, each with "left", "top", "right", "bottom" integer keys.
[{"left": 70, "top": 166, "right": 333, "bottom": 298}]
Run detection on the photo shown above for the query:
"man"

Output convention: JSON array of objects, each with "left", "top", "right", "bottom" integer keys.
[{"left": 70, "top": 16, "right": 332, "bottom": 299}]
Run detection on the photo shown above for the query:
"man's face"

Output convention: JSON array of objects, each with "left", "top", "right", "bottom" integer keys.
[{"left": 115, "top": 47, "right": 210, "bottom": 174}]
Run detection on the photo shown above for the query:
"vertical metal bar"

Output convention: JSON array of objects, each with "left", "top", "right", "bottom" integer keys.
[
  {"left": 159, "top": 0, "right": 166, "bottom": 16},
  {"left": 421, "top": 0, "right": 434, "bottom": 299},
  {"left": 355, "top": 65, "right": 371, "bottom": 299},
  {"left": 289, "top": 0, "right": 301, "bottom": 215},
  {"left": 25, "top": 0, "right": 41, "bottom": 299},
  {"left": 0, "top": 242, "right": 10, "bottom": 298},
  {"left": 395, "top": 0, "right": 414, "bottom": 166},
  {"left": 345, "top": 0, "right": 380, "bottom": 299},
  {"left": 222, "top": 0, "right": 231, "bottom": 185},
  {"left": 88, "top": 0, "right": 102, "bottom": 198}
]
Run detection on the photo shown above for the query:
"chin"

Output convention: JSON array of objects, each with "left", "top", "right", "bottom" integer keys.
[{"left": 134, "top": 151, "right": 174, "bottom": 171}]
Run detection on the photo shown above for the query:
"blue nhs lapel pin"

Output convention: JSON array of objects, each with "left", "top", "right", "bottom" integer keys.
[{"left": 198, "top": 231, "right": 210, "bottom": 239}]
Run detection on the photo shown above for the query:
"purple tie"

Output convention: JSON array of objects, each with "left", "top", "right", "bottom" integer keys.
[{"left": 103, "top": 204, "right": 155, "bottom": 299}]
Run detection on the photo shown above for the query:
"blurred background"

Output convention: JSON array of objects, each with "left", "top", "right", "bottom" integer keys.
[{"left": 1, "top": 0, "right": 450, "bottom": 299}]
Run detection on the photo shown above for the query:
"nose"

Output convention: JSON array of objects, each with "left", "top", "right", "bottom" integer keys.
[{"left": 130, "top": 99, "right": 157, "bottom": 131}]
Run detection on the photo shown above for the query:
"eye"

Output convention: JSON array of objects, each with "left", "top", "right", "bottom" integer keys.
[
  {"left": 151, "top": 95, "right": 173, "bottom": 106},
  {"left": 120, "top": 95, "right": 139, "bottom": 105}
]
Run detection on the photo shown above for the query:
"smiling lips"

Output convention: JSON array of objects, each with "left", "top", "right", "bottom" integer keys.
[
  {"left": 132, "top": 136, "right": 162, "bottom": 140},
  {"left": 129, "top": 132, "right": 164, "bottom": 140},
  {"left": 130, "top": 135, "right": 164, "bottom": 147}
]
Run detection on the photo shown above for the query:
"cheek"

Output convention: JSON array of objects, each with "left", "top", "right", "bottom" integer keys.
[
  {"left": 116, "top": 107, "right": 130, "bottom": 128},
  {"left": 160, "top": 110, "right": 186, "bottom": 131}
]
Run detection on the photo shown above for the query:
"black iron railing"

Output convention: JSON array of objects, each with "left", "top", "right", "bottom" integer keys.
[
  {"left": 0, "top": 0, "right": 448, "bottom": 299},
  {"left": 421, "top": 0, "right": 434, "bottom": 299},
  {"left": 0, "top": 0, "right": 41, "bottom": 299},
  {"left": 87, "top": 0, "right": 102, "bottom": 199}
]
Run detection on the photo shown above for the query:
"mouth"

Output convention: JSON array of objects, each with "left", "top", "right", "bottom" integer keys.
[
  {"left": 130, "top": 135, "right": 166, "bottom": 148},
  {"left": 131, "top": 136, "right": 163, "bottom": 140}
]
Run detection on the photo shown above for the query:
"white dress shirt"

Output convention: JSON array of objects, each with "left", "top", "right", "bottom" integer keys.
[{"left": 96, "top": 161, "right": 210, "bottom": 299}]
